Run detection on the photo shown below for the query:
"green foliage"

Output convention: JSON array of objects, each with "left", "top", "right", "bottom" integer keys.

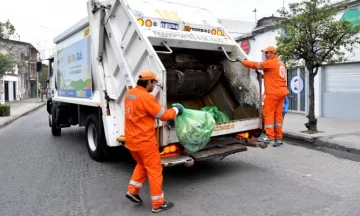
[
  {"left": 276, "top": 0, "right": 360, "bottom": 74},
  {"left": 0, "top": 19, "right": 16, "bottom": 40},
  {"left": 39, "top": 64, "right": 48, "bottom": 88},
  {"left": 0, "top": 53, "right": 14, "bottom": 76},
  {"left": 0, "top": 104, "right": 10, "bottom": 117},
  {"left": 0, "top": 20, "right": 17, "bottom": 76}
]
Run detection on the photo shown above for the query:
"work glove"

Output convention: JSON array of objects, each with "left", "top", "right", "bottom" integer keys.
[
  {"left": 236, "top": 56, "right": 246, "bottom": 62},
  {"left": 174, "top": 105, "right": 183, "bottom": 115}
]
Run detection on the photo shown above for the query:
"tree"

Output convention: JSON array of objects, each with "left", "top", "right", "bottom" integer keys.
[
  {"left": 0, "top": 19, "right": 17, "bottom": 40},
  {"left": 276, "top": 0, "right": 360, "bottom": 133},
  {"left": 0, "top": 19, "right": 18, "bottom": 53},
  {"left": 39, "top": 64, "right": 48, "bottom": 88},
  {"left": 0, "top": 20, "right": 18, "bottom": 103},
  {"left": 0, "top": 53, "right": 14, "bottom": 76},
  {"left": 0, "top": 20, "right": 17, "bottom": 75}
]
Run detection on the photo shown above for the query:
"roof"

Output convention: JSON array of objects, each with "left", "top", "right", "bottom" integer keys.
[
  {"left": 234, "top": 16, "right": 280, "bottom": 41},
  {"left": 0, "top": 38, "right": 39, "bottom": 53},
  {"left": 46, "top": 54, "right": 55, "bottom": 60},
  {"left": 218, "top": 18, "right": 255, "bottom": 38}
]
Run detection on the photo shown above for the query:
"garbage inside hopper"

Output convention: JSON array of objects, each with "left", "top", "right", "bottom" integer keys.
[
  {"left": 201, "top": 106, "right": 229, "bottom": 122},
  {"left": 160, "top": 51, "right": 223, "bottom": 97},
  {"left": 173, "top": 104, "right": 215, "bottom": 153}
]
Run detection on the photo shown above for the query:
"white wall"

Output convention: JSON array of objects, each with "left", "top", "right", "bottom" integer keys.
[
  {"left": 245, "top": 30, "right": 278, "bottom": 61},
  {"left": 314, "top": 69, "right": 321, "bottom": 117},
  {"left": 0, "top": 75, "right": 19, "bottom": 103}
]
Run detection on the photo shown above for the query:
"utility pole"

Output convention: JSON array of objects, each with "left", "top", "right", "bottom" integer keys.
[
  {"left": 36, "top": 71, "right": 39, "bottom": 102},
  {"left": 253, "top": 8, "right": 257, "bottom": 26},
  {"left": 36, "top": 59, "right": 42, "bottom": 103}
]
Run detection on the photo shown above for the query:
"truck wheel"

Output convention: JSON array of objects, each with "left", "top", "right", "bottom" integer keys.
[
  {"left": 85, "top": 114, "right": 105, "bottom": 162},
  {"left": 51, "top": 105, "right": 61, "bottom": 136}
]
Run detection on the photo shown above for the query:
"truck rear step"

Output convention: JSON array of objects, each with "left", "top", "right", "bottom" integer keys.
[
  {"left": 161, "top": 155, "right": 194, "bottom": 167},
  {"left": 190, "top": 144, "right": 247, "bottom": 161}
]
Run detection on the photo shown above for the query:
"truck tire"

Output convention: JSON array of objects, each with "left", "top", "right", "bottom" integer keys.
[
  {"left": 46, "top": 98, "right": 52, "bottom": 114},
  {"left": 51, "top": 105, "right": 61, "bottom": 136},
  {"left": 85, "top": 114, "right": 106, "bottom": 162}
]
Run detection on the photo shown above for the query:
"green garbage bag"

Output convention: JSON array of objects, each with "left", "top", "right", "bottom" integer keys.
[
  {"left": 173, "top": 104, "right": 216, "bottom": 153},
  {"left": 201, "top": 106, "right": 229, "bottom": 122}
]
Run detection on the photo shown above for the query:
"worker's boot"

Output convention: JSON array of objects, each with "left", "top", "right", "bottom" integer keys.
[
  {"left": 152, "top": 201, "right": 174, "bottom": 213},
  {"left": 272, "top": 140, "right": 281, "bottom": 147},
  {"left": 126, "top": 192, "right": 143, "bottom": 203},
  {"left": 257, "top": 135, "right": 270, "bottom": 143},
  {"left": 275, "top": 139, "right": 283, "bottom": 146}
]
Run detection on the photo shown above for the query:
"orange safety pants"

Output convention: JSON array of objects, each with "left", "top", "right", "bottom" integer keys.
[
  {"left": 127, "top": 144, "right": 164, "bottom": 209},
  {"left": 263, "top": 94, "right": 286, "bottom": 140}
]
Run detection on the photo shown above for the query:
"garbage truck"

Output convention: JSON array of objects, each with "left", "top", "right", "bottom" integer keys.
[{"left": 46, "top": 0, "right": 266, "bottom": 167}]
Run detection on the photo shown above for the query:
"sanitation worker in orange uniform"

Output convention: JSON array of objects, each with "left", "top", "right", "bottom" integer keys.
[
  {"left": 124, "top": 71, "right": 183, "bottom": 213},
  {"left": 237, "top": 46, "right": 288, "bottom": 147}
]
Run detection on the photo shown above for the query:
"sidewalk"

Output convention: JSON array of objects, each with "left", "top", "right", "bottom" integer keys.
[
  {"left": 0, "top": 98, "right": 46, "bottom": 129},
  {"left": 283, "top": 113, "right": 360, "bottom": 153}
]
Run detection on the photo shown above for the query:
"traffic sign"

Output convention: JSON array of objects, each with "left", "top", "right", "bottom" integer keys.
[
  {"left": 240, "top": 40, "right": 250, "bottom": 54},
  {"left": 290, "top": 76, "right": 304, "bottom": 94}
]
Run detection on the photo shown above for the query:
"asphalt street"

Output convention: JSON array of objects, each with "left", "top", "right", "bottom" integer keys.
[{"left": 1, "top": 107, "right": 360, "bottom": 216}]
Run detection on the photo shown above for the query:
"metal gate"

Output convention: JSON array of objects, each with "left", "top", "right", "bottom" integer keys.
[{"left": 322, "top": 63, "right": 360, "bottom": 120}]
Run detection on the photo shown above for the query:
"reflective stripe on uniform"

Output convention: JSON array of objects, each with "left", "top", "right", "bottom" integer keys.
[
  {"left": 129, "top": 180, "right": 143, "bottom": 187},
  {"left": 172, "top": 107, "right": 179, "bottom": 115},
  {"left": 275, "top": 123, "right": 283, "bottom": 127},
  {"left": 264, "top": 124, "right": 274, "bottom": 129},
  {"left": 257, "top": 62, "right": 261, "bottom": 70},
  {"left": 127, "top": 94, "right": 137, "bottom": 100},
  {"left": 155, "top": 107, "right": 165, "bottom": 119},
  {"left": 151, "top": 193, "right": 164, "bottom": 201}
]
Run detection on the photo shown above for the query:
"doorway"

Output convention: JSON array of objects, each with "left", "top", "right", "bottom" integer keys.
[
  {"left": 4, "top": 81, "right": 9, "bottom": 102},
  {"left": 31, "top": 82, "right": 36, "bottom": 98},
  {"left": 13, "top": 81, "right": 16, "bottom": 101},
  {"left": 287, "top": 68, "right": 306, "bottom": 112}
]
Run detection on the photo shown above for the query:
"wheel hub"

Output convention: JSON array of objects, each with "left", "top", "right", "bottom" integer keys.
[{"left": 87, "top": 123, "right": 97, "bottom": 151}]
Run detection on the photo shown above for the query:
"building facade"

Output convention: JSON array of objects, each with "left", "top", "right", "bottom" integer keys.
[
  {"left": 0, "top": 39, "right": 39, "bottom": 104},
  {"left": 235, "top": 0, "right": 360, "bottom": 121}
]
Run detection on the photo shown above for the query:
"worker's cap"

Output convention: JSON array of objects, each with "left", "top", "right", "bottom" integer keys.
[
  {"left": 138, "top": 71, "right": 159, "bottom": 82},
  {"left": 261, "top": 46, "right": 277, "bottom": 54}
]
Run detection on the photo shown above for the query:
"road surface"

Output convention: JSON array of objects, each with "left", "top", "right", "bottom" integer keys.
[{"left": 1, "top": 107, "right": 360, "bottom": 216}]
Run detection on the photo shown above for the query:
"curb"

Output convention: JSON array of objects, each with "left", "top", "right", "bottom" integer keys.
[
  {"left": 0, "top": 103, "right": 46, "bottom": 129},
  {"left": 283, "top": 132, "right": 315, "bottom": 143},
  {"left": 283, "top": 132, "right": 360, "bottom": 155}
]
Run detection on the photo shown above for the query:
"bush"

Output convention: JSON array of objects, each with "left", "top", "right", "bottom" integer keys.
[{"left": 0, "top": 104, "right": 10, "bottom": 117}]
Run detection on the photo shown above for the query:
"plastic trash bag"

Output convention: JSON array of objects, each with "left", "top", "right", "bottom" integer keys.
[
  {"left": 201, "top": 106, "right": 229, "bottom": 122},
  {"left": 173, "top": 104, "right": 216, "bottom": 153}
]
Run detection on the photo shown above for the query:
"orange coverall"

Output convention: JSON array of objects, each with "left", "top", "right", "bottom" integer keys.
[
  {"left": 241, "top": 56, "right": 289, "bottom": 140},
  {"left": 125, "top": 85, "right": 177, "bottom": 209}
]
